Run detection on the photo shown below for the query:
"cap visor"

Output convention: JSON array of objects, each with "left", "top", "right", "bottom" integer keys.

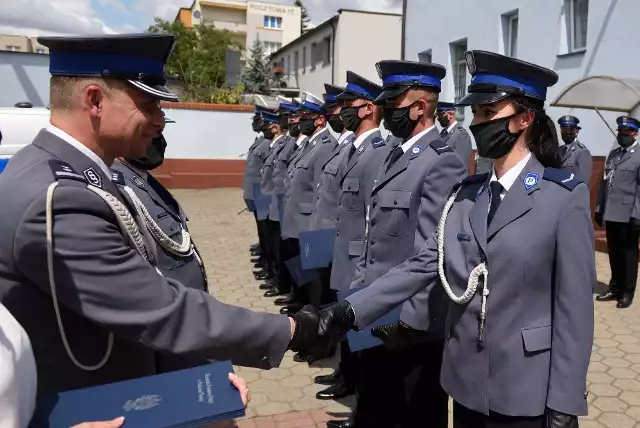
[
  {"left": 455, "top": 92, "right": 509, "bottom": 107},
  {"left": 336, "top": 92, "right": 359, "bottom": 101},
  {"left": 374, "top": 86, "right": 410, "bottom": 105},
  {"left": 127, "top": 80, "right": 179, "bottom": 102}
]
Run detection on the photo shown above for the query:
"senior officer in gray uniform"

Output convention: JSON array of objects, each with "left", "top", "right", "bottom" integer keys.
[
  {"left": 318, "top": 51, "right": 594, "bottom": 428},
  {"left": 558, "top": 115, "right": 593, "bottom": 187},
  {"left": 277, "top": 92, "right": 337, "bottom": 315},
  {"left": 595, "top": 116, "right": 640, "bottom": 309},
  {"left": 0, "top": 33, "right": 329, "bottom": 395},
  {"left": 337, "top": 61, "right": 467, "bottom": 428},
  {"left": 436, "top": 101, "right": 473, "bottom": 169}
]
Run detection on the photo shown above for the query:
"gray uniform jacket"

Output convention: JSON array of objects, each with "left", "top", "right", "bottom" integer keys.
[
  {"left": 345, "top": 157, "right": 594, "bottom": 418},
  {"left": 442, "top": 124, "right": 473, "bottom": 170},
  {"left": 0, "top": 130, "right": 291, "bottom": 394},
  {"left": 260, "top": 136, "right": 287, "bottom": 197},
  {"left": 311, "top": 134, "right": 357, "bottom": 231},
  {"left": 284, "top": 137, "right": 310, "bottom": 195},
  {"left": 281, "top": 129, "right": 337, "bottom": 239},
  {"left": 596, "top": 144, "right": 640, "bottom": 223},
  {"left": 242, "top": 134, "right": 265, "bottom": 201},
  {"left": 330, "top": 129, "right": 390, "bottom": 291},
  {"left": 351, "top": 128, "right": 467, "bottom": 333},
  {"left": 560, "top": 139, "right": 592, "bottom": 187},
  {"left": 245, "top": 137, "right": 271, "bottom": 200},
  {"left": 270, "top": 136, "right": 297, "bottom": 221}
]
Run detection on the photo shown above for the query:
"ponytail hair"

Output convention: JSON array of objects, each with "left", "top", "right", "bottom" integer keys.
[{"left": 512, "top": 98, "right": 562, "bottom": 168}]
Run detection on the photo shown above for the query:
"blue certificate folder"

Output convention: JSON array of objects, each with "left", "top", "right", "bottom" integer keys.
[
  {"left": 285, "top": 255, "right": 320, "bottom": 286},
  {"left": 252, "top": 183, "right": 271, "bottom": 221},
  {"left": 32, "top": 361, "right": 245, "bottom": 428},
  {"left": 299, "top": 229, "right": 337, "bottom": 270},
  {"left": 338, "top": 288, "right": 402, "bottom": 353}
]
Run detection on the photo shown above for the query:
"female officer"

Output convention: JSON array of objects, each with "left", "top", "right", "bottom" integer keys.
[{"left": 318, "top": 51, "right": 595, "bottom": 428}]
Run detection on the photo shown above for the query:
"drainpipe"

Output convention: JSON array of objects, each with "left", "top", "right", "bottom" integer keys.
[
  {"left": 400, "top": 0, "right": 407, "bottom": 60},
  {"left": 330, "top": 18, "right": 337, "bottom": 84}
]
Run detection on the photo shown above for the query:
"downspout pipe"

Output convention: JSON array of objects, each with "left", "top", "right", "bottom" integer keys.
[
  {"left": 400, "top": 0, "right": 407, "bottom": 60},
  {"left": 330, "top": 17, "right": 337, "bottom": 84}
]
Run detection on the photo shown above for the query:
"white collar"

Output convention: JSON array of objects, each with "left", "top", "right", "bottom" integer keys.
[
  {"left": 400, "top": 125, "right": 436, "bottom": 153},
  {"left": 296, "top": 135, "right": 307, "bottom": 147},
  {"left": 309, "top": 127, "right": 328, "bottom": 143},
  {"left": 270, "top": 134, "right": 285, "bottom": 148},
  {"left": 353, "top": 128, "right": 379, "bottom": 149},
  {"left": 447, "top": 121, "right": 457, "bottom": 134},
  {"left": 338, "top": 130, "right": 354, "bottom": 145},
  {"left": 46, "top": 124, "right": 112, "bottom": 177},
  {"left": 490, "top": 152, "right": 532, "bottom": 193}
]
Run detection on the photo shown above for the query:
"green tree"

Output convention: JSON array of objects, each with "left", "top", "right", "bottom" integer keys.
[
  {"left": 147, "top": 18, "right": 244, "bottom": 103},
  {"left": 294, "top": 0, "right": 311, "bottom": 34},
  {"left": 240, "top": 38, "right": 274, "bottom": 95}
]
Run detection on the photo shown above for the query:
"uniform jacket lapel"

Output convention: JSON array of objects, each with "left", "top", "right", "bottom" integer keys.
[
  {"left": 469, "top": 179, "right": 490, "bottom": 255},
  {"left": 342, "top": 129, "right": 382, "bottom": 179}
]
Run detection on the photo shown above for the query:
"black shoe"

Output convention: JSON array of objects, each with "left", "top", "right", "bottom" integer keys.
[
  {"left": 315, "top": 370, "right": 341, "bottom": 386},
  {"left": 293, "top": 352, "right": 311, "bottom": 363},
  {"left": 250, "top": 243, "right": 260, "bottom": 251},
  {"left": 259, "top": 282, "right": 274, "bottom": 290},
  {"left": 251, "top": 257, "right": 264, "bottom": 264},
  {"left": 316, "top": 382, "right": 354, "bottom": 400},
  {"left": 255, "top": 273, "right": 273, "bottom": 281},
  {"left": 596, "top": 291, "right": 622, "bottom": 302},
  {"left": 327, "top": 416, "right": 355, "bottom": 428},
  {"left": 274, "top": 295, "right": 296, "bottom": 306},
  {"left": 253, "top": 268, "right": 268, "bottom": 276},
  {"left": 264, "top": 288, "right": 286, "bottom": 298},
  {"left": 280, "top": 304, "right": 301, "bottom": 315},
  {"left": 617, "top": 295, "right": 633, "bottom": 309},
  {"left": 253, "top": 261, "right": 266, "bottom": 269}
]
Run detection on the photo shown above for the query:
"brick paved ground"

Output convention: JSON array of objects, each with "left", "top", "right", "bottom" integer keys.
[{"left": 175, "top": 188, "right": 640, "bottom": 428}]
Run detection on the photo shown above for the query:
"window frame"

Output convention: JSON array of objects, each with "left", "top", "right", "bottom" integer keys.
[
  {"left": 302, "top": 46, "right": 307, "bottom": 74},
  {"left": 450, "top": 39, "right": 468, "bottom": 121},
  {"left": 506, "top": 12, "right": 518, "bottom": 58},
  {"left": 569, "top": 0, "right": 588, "bottom": 51}
]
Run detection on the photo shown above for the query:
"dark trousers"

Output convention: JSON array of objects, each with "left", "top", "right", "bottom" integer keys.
[
  {"left": 453, "top": 401, "right": 544, "bottom": 428},
  {"left": 324, "top": 287, "right": 356, "bottom": 390},
  {"left": 353, "top": 340, "right": 447, "bottom": 428},
  {"left": 281, "top": 237, "right": 305, "bottom": 303},
  {"left": 256, "top": 219, "right": 273, "bottom": 273},
  {"left": 306, "top": 265, "right": 334, "bottom": 308},
  {"left": 606, "top": 221, "right": 640, "bottom": 298},
  {"left": 267, "top": 220, "right": 282, "bottom": 279}
]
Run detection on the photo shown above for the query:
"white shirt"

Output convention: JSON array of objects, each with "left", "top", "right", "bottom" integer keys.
[
  {"left": 0, "top": 303, "right": 36, "bottom": 428},
  {"left": 46, "top": 124, "right": 112, "bottom": 177},
  {"left": 353, "top": 128, "right": 379, "bottom": 150},
  {"left": 338, "top": 131, "right": 354, "bottom": 145},
  {"left": 270, "top": 135, "right": 284, "bottom": 149},
  {"left": 400, "top": 125, "right": 437, "bottom": 153},
  {"left": 489, "top": 152, "right": 532, "bottom": 201},
  {"left": 309, "top": 127, "right": 328, "bottom": 144},
  {"left": 446, "top": 121, "right": 458, "bottom": 134},
  {"left": 296, "top": 134, "right": 307, "bottom": 147}
]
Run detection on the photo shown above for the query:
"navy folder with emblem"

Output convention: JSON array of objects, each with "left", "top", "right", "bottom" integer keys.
[
  {"left": 252, "top": 183, "right": 271, "bottom": 221},
  {"left": 31, "top": 361, "right": 245, "bottom": 428},
  {"left": 338, "top": 288, "right": 402, "bottom": 352},
  {"left": 298, "top": 228, "right": 337, "bottom": 270},
  {"left": 284, "top": 255, "right": 320, "bottom": 286}
]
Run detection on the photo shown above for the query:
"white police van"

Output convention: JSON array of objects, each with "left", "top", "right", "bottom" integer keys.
[{"left": 0, "top": 103, "right": 50, "bottom": 172}]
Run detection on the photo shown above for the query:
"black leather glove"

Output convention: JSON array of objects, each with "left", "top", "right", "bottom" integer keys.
[
  {"left": 289, "top": 305, "right": 336, "bottom": 363},
  {"left": 545, "top": 408, "right": 578, "bottom": 428},
  {"left": 594, "top": 212, "right": 603, "bottom": 228},
  {"left": 371, "top": 320, "right": 432, "bottom": 350},
  {"left": 318, "top": 300, "right": 356, "bottom": 338},
  {"left": 631, "top": 217, "right": 640, "bottom": 232}
]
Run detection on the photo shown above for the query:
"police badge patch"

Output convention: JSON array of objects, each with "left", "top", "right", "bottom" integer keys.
[
  {"left": 83, "top": 166, "right": 102, "bottom": 188},
  {"left": 132, "top": 176, "right": 146, "bottom": 190}
]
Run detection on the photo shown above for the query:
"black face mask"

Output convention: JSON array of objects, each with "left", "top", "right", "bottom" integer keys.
[
  {"left": 126, "top": 135, "right": 167, "bottom": 171},
  {"left": 279, "top": 115, "right": 289, "bottom": 130},
  {"left": 469, "top": 114, "right": 522, "bottom": 159},
  {"left": 263, "top": 128, "right": 275, "bottom": 140},
  {"left": 289, "top": 123, "right": 301, "bottom": 138},
  {"left": 618, "top": 134, "right": 636, "bottom": 148},
  {"left": 561, "top": 133, "right": 576, "bottom": 144},
  {"left": 437, "top": 115, "right": 451, "bottom": 128},
  {"left": 299, "top": 118, "right": 318, "bottom": 136},
  {"left": 340, "top": 104, "right": 367, "bottom": 132},
  {"left": 328, "top": 114, "right": 345, "bottom": 133},
  {"left": 252, "top": 120, "right": 263, "bottom": 132},
  {"left": 383, "top": 101, "right": 420, "bottom": 139}
]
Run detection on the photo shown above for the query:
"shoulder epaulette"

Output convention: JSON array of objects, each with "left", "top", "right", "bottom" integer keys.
[
  {"left": 430, "top": 139, "right": 454, "bottom": 155},
  {"left": 371, "top": 136, "right": 385, "bottom": 148},
  {"left": 577, "top": 141, "right": 586, "bottom": 149},
  {"left": 452, "top": 173, "right": 488, "bottom": 193},
  {"left": 543, "top": 167, "right": 583, "bottom": 190},
  {"left": 111, "top": 170, "right": 125, "bottom": 185},
  {"left": 49, "top": 160, "right": 86, "bottom": 183}
]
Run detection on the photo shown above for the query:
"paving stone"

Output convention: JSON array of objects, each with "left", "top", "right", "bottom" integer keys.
[
  {"left": 621, "top": 344, "right": 640, "bottom": 354},
  {"left": 589, "top": 383, "right": 621, "bottom": 397},
  {"left": 621, "top": 391, "right": 640, "bottom": 406},
  {"left": 600, "top": 348, "right": 626, "bottom": 358},
  {"left": 603, "top": 357, "right": 632, "bottom": 368},
  {"left": 615, "top": 379, "right": 640, "bottom": 392},
  {"left": 599, "top": 413, "right": 635, "bottom": 428},
  {"left": 598, "top": 338, "right": 621, "bottom": 348},
  {"left": 608, "top": 368, "right": 638, "bottom": 380},
  {"left": 593, "top": 397, "right": 628, "bottom": 412},
  {"left": 589, "top": 372, "right": 615, "bottom": 384}
]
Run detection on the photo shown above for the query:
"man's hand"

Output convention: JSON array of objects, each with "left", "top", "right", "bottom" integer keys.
[
  {"left": 371, "top": 320, "right": 432, "bottom": 349},
  {"left": 289, "top": 305, "right": 337, "bottom": 363},
  {"left": 545, "top": 408, "right": 578, "bottom": 428},
  {"left": 228, "top": 373, "right": 250, "bottom": 408},
  {"left": 72, "top": 418, "right": 124, "bottom": 428}
]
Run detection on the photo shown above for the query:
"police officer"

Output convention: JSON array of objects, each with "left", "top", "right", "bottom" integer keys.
[
  {"left": 436, "top": 101, "right": 473, "bottom": 169},
  {"left": 595, "top": 116, "right": 640, "bottom": 309},
  {"left": 277, "top": 92, "right": 337, "bottom": 315},
  {"left": 558, "top": 115, "right": 593, "bottom": 186},
  {"left": 318, "top": 51, "right": 594, "bottom": 428},
  {"left": 0, "top": 33, "right": 329, "bottom": 395},
  {"left": 336, "top": 61, "right": 467, "bottom": 428}
]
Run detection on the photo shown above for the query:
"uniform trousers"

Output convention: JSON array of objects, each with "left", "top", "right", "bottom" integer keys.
[
  {"left": 453, "top": 401, "right": 544, "bottom": 428},
  {"left": 266, "top": 220, "right": 282, "bottom": 279},
  {"left": 281, "top": 237, "right": 305, "bottom": 304},
  {"left": 606, "top": 221, "right": 640, "bottom": 298},
  {"left": 353, "top": 340, "right": 447, "bottom": 428},
  {"left": 323, "top": 287, "right": 357, "bottom": 390}
]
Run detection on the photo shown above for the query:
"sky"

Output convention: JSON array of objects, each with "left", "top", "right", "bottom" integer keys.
[{"left": 0, "top": 0, "right": 403, "bottom": 37}]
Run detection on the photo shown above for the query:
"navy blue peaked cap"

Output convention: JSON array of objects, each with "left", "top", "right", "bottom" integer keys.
[
  {"left": 375, "top": 60, "right": 446, "bottom": 104},
  {"left": 617, "top": 116, "right": 640, "bottom": 131},
  {"left": 323, "top": 84, "right": 345, "bottom": 109},
  {"left": 558, "top": 115, "right": 581, "bottom": 129},
  {"left": 337, "top": 71, "right": 382, "bottom": 102},
  {"left": 38, "top": 33, "right": 178, "bottom": 102},
  {"left": 457, "top": 50, "right": 558, "bottom": 106},
  {"left": 262, "top": 112, "right": 280, "bottom": 124},
  {"left": 437, "top": 101, "right": 456, "bottom": 111}
]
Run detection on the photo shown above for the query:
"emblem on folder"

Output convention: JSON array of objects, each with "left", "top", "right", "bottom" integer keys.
[{"left": 123, "top": 395, "right": 162, "bottom": 412}]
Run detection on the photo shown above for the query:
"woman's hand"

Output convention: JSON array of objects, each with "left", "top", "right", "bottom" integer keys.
[
  {"left": 228, "top": 373, "right": 250, "bottom": 408},
  {"left": 71, "top": 417, "right": 124, "bottom": 428}
]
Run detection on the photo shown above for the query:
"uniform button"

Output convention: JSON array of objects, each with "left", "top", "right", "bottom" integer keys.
[
  {"left": 336, "top": 231, "right": 340, "bottom": 237},
  {"left": 394, "top": 200, "right": 398, "bottom": 205},
  {"left": 371, "top": 219, "right": 376, "bottom": 226},
  {"left": 371, "top": 239, "right": 376, "bottom": 245},
  {"left": 369, "top": 259, "right": 375, "bottom": 264}
]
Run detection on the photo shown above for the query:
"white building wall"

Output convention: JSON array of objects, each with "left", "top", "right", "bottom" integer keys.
[{"left": 405, "top": 0, "right": 640, "bottom": 156}]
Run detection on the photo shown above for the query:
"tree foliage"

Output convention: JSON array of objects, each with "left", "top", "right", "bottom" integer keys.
[
  {"left": 240, "top": 38, "right": 274, "bottom": 95},
  {"left": 294, "top": 0, "right": 311, "bottom": 34},
  {"left": 147, "top": 18, "right": 244, "bottom": 103}
]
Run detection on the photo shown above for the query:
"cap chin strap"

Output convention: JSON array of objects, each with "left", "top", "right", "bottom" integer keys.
[
  {"left": 46, "top": 182, "right": 158, "bottom": 371},
  {"left": 437, "top": 188, "right": 489, "bottom": 345}
]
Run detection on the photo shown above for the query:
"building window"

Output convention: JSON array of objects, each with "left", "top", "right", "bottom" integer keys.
[
  {"left": 502, "top": 11, "right": 518, "bottom": 58},
  {"left": 6, "top": 45, "right": 21, "bottom": 52},
  {"left": 264, "top": 15, "right": 282, "bottom": 29},
  {"left": 451, "top": 39, "right": 468, "bottom": 120},
  {"left": 286, "top": 55, "right": 290, "bottom": 75},
  {"left": 294, "top": 51, "right": 299, "bottom": 78},
  {"left": 569, "top": 0, "right": 588, "bottom": 51},
  {"left": 261, "top": 41, "right": 282, "bottom": 56},
  {"left": 302, "top": 46, "right": 307, "bottom": 73},
  {"left": 310, "top": 42, "right": 317, "bottom": 71},
  {"left": 418, "top": 49, "right": 432, "bottom": 63}
]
